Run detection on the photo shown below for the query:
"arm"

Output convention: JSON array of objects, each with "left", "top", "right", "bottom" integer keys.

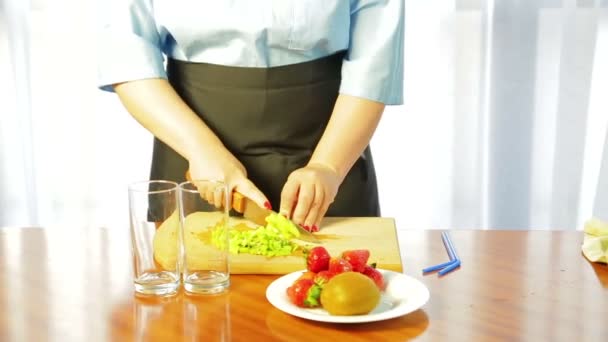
[
  {"left": 114, "top": 79, "right": 269, "bottom": 207},
  {"left": 309, "top": 95, "right": 385, "bottom": 181},
  {"left": 280, "top": 0, "right": 404, "bottom": 229},
  {"left": 97, "top": 0, "right": 267, "bottom": 206},
  {"left": 280, "top": 95, "right": 384, "bottom": 229},
  {"left": 114, "top": 79, "right": 227, "bottom": 166}
]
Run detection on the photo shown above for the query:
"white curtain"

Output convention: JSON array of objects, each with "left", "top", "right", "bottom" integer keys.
[
  {"left": 1, "top": 0, "right": 607, "bottom": 230},
  {"left": 0, "top": 0, "right": 153, "bottom": 228},
  {"left": 375, "top": 0, "right": 608, "bottom": 230}
]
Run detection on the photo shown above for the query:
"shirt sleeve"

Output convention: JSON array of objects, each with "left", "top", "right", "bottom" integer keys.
[
  {"left": 96, "top": 0, "right": 166, "bottom": 92},
  {"left": 339, "top": 0, "right": 404, "bottom": 105}
]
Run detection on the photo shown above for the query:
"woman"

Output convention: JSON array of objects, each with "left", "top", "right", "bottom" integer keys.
[{"left": 98, "top": 1, "right": 404, "bottom": 231}]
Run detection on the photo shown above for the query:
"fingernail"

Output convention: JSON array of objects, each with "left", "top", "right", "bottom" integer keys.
[
  {"left": 264, "top": 201, "right": 272, "bottom": 210},
  {"left": 312, "top": 225, "right": 319, "bottom": 232},
  {"left": 300, "top": 224, "right": 311, "bottom": 232}
]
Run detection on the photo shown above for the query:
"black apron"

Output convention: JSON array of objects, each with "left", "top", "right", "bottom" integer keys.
[{"left": 150, "top": 52, "right": 380, "bottom": 217}]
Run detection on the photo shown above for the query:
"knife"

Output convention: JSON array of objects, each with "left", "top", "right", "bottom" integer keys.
[
  {"left": 185, "top": 171, "right": 320, "bottom": 244},
  {"left": 231, "top": 192, "right": 321, "bottom": 244}
]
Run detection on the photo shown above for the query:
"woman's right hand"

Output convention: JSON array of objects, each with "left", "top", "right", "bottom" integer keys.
[{"left": 187, "top": 150, "right": 269, "bottom": 210}]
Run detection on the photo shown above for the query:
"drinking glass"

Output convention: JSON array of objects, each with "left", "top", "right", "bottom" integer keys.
[
  {"left": 179, "top": 180, "right": 231, "bottom": 294},
  {"left": 128, "top": 180, "right": 180, "bottom": 296}
]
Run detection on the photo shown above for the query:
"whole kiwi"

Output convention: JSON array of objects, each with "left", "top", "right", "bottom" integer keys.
[{"left": 320, "top": 271, "right": 381, "bottom": 315}]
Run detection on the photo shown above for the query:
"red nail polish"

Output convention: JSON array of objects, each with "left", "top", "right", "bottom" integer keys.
[
  {"left": 264, "top": 201, "right": 272, "bottom": 210},
  {"left": 312, "top": 225, "right": 319, "bottom": 232}
]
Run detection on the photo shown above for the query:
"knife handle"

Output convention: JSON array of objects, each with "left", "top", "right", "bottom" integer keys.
[
  {"left": 186, "top": 170, "right": 246, "bottom": 213},
  {"left": 231, "top": 191, "right": 246, "bottom": 213}
]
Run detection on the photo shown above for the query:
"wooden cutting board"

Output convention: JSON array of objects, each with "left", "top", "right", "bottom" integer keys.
[{"left": 229, "top": 217, "right": 403, "bottom": 274}]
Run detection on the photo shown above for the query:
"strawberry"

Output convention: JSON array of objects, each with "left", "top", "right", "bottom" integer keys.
[
  {"left": 296, "top": 271, "right": 317, "bottom": 281},
  {"left": 286, "top": 279, "right": 321, "bottom": 307},
  {"left": 306, "top": 246, "right": 331, "bottom": 273},
  {"left": 341, "top": 249, "right": 370, "bottom": 272},
  {"left": 313, "top": 270, "right": 336, "bottom": 287},
  {"left": 328, "top": 257, "right": 353, "bottom": 274},
  {"left": 362, "top": 264, "right": 385, "bottom": 290}
]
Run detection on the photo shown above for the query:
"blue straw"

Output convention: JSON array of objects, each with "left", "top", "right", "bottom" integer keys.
[
  {"left": 438, "top": 259, "right": 461, "bottom": 276},
  {"left": 442, "top": 231, "right": 459, "bottom": 261},
  {"left": 422, "top": 231, "right": 461, "bottom": 275},
  {"left": 422, "top": 259, "right": 459, "bottom": 273},
  {"left": 441, "top": 232, "right": 456, "bottom": 261}
]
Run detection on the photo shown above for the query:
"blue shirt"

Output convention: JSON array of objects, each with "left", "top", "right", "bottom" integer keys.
[{"left": 97, "top": 0, "right": 404, "bottom": 105}]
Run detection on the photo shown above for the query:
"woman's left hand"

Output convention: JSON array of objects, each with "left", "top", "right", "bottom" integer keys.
[{"left": 279, "top": 162, "right": 342, "bottom": 231}]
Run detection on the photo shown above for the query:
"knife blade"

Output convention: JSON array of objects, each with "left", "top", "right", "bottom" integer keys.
[{"left": 231, "top": 192, "right": 321, "bottom": 244}]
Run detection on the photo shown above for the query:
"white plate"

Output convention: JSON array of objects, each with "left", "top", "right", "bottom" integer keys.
[{"left": 265, "top": 269, "right": 430, "bottom": 324}]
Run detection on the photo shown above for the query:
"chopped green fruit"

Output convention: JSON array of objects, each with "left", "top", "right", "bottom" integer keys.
[
  {"left": 265, "top": 212, "right": 301, "bottom": 239},
  {"left": 210, "top": 213, "right": 300, "bottom": 257}
]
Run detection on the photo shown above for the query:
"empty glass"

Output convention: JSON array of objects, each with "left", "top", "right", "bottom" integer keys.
[
  {"left": 128, "top": 180, "right": 180, "bottom": 296},
  {"left": 179, "top": 180, "right": 231, "bottom": 294}
]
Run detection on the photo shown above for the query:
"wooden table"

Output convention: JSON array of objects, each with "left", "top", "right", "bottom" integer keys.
[{"left": 0, "top": 227, "right": 606, "bottom": 341}]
